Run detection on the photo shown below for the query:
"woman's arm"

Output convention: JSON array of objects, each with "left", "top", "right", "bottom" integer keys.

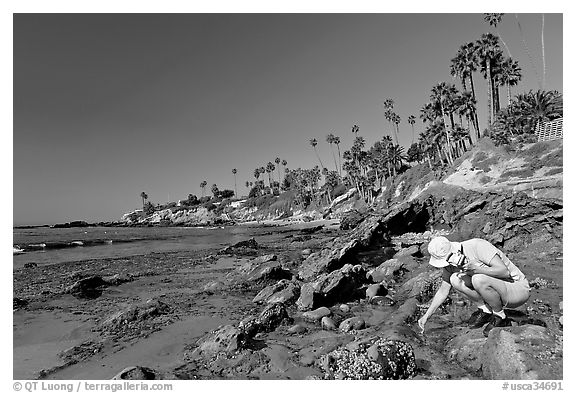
[
  {"left": 464, "top": 254, "right": 510, "bottom": 279},
  {"left": 417, "top": 280, "right": 451, "bottom": 332}
]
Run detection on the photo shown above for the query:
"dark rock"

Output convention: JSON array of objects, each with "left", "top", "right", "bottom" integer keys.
[
  {"left": 237, "top": 255, "right": 291, "bottom": 282},
  {"left": 323, "top": 339, "right": 417, "bottom": 379},
  {"left": 13, "top": 297, "right": 28, "bottom": 310},
  {"left": 193, "top": 325, "right": 244, "bottom": 356},
  {"left": 393, "top": 245, "right": 421, "bottom": 258},
  {"left": 302, "top": 307, "right": 331, "bottom": 322},
  {"left": 52, "top": 220, "right": 90, "bottom": 229},
  {"left": 238, "top": 303, "right": 291, "bottom": 339},
  {"left": 65, "top": 276, "right": 107, "bottom": 299},
  {"left": 220, "top": 237, "right": 259, "bottom": 254},
  {"left": 101, "top": 299, "right": 171, "bottom": 329},
  {"left": 253, "top": 279, "right": 300, "bottom": 305},
  {"left": 299, "top": 225, "right": 324, "bottom": 235},
  {"left": 321, "top": 316, "right": 337, "bottom": 330},
  {"left": 395, "top": 269, "right": 442, "bottom": 303},
  {"left": 367, "top": 259, "right": 406, "bottom": 283},
  {"left": 24, "top": 262, "right": 38, "bottom": 269},
  {"left": 297, "top": 264, "right": 368, "bottom": 310},
  {"left": 339, "top": 316, "right": 365, "bottom": 332},
  {"left": 366, "top": 283, "right": 387, "bottom": 299},
  {"left": 445, "top": 328, "right": 487, "bottom": 373},
  {"left": 481, "top": 325, "right": 561, "bottom": 380},
  {"left": 112, "top": 366, "right": 156, "bottom": 380},
  {"left": 297, "top": 239, "right": 361, "bottom": 281},
  {"left": 295, "top": 283, "right": 322, "bottom": 311},
  {"left": 340, "top": 210, "right": 366, "bottom": 230}
]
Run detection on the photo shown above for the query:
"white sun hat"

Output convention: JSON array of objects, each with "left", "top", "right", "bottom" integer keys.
[{"left": 428, "top": 236, "right": 460, "bottom": 268}]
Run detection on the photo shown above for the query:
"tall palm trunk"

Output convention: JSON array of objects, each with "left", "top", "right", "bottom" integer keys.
[
  {"left": 440, "top": 103, "right": 454, "bottom": 164},
  {"left": 313, "top": 147, "right": 325, "bottom": 170},
  {"left": 507, "top": 83, "right": 512, "bottom": 106},
  {"left": 277, "top": 167, "right": 281, "bottom": 186},
  {"left": 493, "top": 81, "right": 500, "bottom": 114},
  {"left": 469, "top": 75, "right": 481, "bottom": 138},
  {"left": 330, "top": 146, "right": 338, "bottom": 174},
  {"left": 336, "top": 145, "right": 342, "bottom": 176},
  {"left": 486, "top": 59, "right": 494, "bottom": 131}
]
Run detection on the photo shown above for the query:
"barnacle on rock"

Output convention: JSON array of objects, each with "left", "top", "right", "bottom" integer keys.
[{"left": 323, "top": 339, "right": 416, "bottom": 380}]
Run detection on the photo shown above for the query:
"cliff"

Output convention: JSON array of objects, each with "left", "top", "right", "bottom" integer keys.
[{"left": 120, "top": 138, "right": 562, "bottom": 227}]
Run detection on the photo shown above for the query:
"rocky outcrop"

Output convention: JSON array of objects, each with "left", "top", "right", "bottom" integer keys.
[
  {"left": 101, "top": 299, "right": 171, "bottom": 330},
  {"left": 296, "top": 264, "right": 368, "bottom": 311},
  {"left": 481, "top": 325, "right": 562, "bottom": 380},
  {"left": 297, "top": 240, "right": 361, "bottom": 281},
  {"left": 395, "top": 269, "right": 443, "bottom": 303},
  {"left": 234, "top": 255, "right": 292, "bottom": 283},
  {"left": 446, "top": 324, "right": 562, "bottom": 380},
  {"left": 221, "top": 237, "right": 260, "bottom": 255},
  {"left": 193, "top": 325, "right": 245, "bottom": 357},
  {"left": 65, "top": 276, "right": 107, "bottom": 299},
  {"left": 339, "top": 209, "right": 366, "bottom": 230},
  {"left": 253, "top": 279, "right": 300, "bottom": 305},
  {"left": 368, "top": 259, "right": 407, "bottom": 283},
  {"left": 238, "top": 303, "right": 291, "bottom": 339}
]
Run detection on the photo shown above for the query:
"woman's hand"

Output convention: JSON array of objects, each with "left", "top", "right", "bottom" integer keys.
[
  {"left": 417, "top": 315, "right": 428, "bottom": 333},
  {"left": 461, "top": 261, "right": 477, "bottom": 274}
]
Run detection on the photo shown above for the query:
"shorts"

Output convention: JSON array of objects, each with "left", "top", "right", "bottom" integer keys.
[{"left": 501, "top": 278, "right": 531, "bottom": 308}]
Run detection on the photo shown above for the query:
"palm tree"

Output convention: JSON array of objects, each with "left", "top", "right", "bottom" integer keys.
[
  {"left": 253, "top": 168, "right": 261, "bottom": 183},
  {"left": 200, "top": 181, "right": 207, "bottom": 198},
  {"left": 326, "top": 133, "right": 339, "bottom": 174},
  {"left": 383, "top": 98, "right": 394, "bottom": 110},
  {"left": 309, "top": 138, "right": 325, "bottom": 170},
  {"left": 211, "top": 184, "right": 219, "bottom": 198},
  {"left": 392, "top": 113, "right": 401, "bottom": 145},
  {"left": 351, "top": 124, "right": 359, "bottom": 138},
  {"left": 232, "top": 168, "right": 237, "bottom": 198},
  {"left": 387, "top": 144, "right": 406, "bottom": 176},
  {"left": 408, "top": 115, "right": 416, "bottom": 144},
  {"left": 483, "top": 13, "right": 512, "bottom": 57},
  {"left": 516, "top": 90, "right": 562, "bottom": 133},
  {"left": 245, "top": 180, "right": 250, "bottom": 194},
  {"left": 457, "top": 90, "right": 480, "bottom": 142},
  {"left": 281, "top": 159, "right": 288, "bottom": 182},
  {"left": 496, "top": 57, "right": 523, "bottom": 106},
  {"left": 451, "top": 42, "right": 481, "bottom": 133},
  {"left": 431, "top": 82, "right": 457, "bottom": 164},
  {"left": 332, "top": 136, "right": 342, "bottom": 176},
  {"left": 475, "top": 33, "right": 502, "bottom": 129},
  {"left": 266, "top": 162, "right": 275, "bottom": 188},
  {"left": 384, "top": 108, "right": 399, "bottom": 145},
  {"left": 140, "top": 192, "right": 148, "bottom": 211},
  {"left": 274, "top": 157, "right": 281, "bottom": 186}
]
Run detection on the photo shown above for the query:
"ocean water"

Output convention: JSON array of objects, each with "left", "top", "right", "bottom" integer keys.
[{"left": 12, "top": 225, "right": 279, "bottom": 269}]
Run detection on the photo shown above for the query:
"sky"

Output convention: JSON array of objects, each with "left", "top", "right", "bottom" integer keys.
[{"left": 12, "top": 11, "right": 563, "bottom": 225}]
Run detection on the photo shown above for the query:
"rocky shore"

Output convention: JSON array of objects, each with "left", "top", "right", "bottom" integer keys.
[
  {"left": 13, "top": 139, "right": 563, "bottom": 380},
  {"left": 13, "top": 189, "right": 563, "bottom": 380}
]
